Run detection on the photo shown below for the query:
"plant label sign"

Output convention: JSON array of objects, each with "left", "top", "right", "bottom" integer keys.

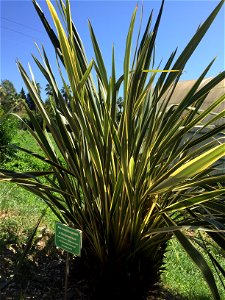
[{"left": 55, "top": 222, "right": 82, "bottom": 256}]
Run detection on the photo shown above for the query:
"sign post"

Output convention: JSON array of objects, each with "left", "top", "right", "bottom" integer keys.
[
  {"left": 55, "top": 222, "right": 82, "bottom": 256},
  {"left": 55, "top": 222, "right": 82, "bottom": 300}
]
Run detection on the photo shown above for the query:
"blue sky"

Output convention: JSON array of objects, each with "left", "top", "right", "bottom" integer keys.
[{"left": 1, "top": 0, "right": 224, "bottom": 100}]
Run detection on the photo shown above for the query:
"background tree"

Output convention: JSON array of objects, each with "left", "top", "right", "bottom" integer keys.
[
  {"left": 45, "top": 83, "right": 54, "bottom": 109},
  {"left": 26, "top": 92, "right": 36, "bottom": 111},
  {"left": 44, "top": 83, "right": 56, "bottom": 127},
  {"left": 0, "top": 79, "right": 18, "bottom": 112},
  {"left": 36, "top": 83, "right": 41, "bottom": 97},
  {"left": 19, "top": 88, "right": 27, "bottom": 102},
  {"left": 0, "top": 110, "right": 18, "bottom": 162},
  {"left": 13, "top": 87, "right": 27, "bottom": 115},
  {"left": 0, "top": 80, "right": 16, "bottom": 96},
  {"left": 0, "top": 80, "right": 19, "bottom": 162},
  {"left": 45, "top": 83, "right": 53, "bottom": 99},
  {"left": 61, "top": 84, "right": 71, "bottom": 106},
  {"left": 26, "top": 82, "right": 41, "bottom": 111}
]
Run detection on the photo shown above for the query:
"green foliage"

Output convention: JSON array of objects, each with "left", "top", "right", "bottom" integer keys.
[
  {"left": 26, "top": 92, "right": 36, "bottom": 111},
  {"left": 162, "top": 238, "right": 225, "bottom": 299},
  {"left": 19, "top": 88, "right": 27, "bottom": 102},
  {"left": 0, "top": 182, "right": 55, "bottom": 249},
  {"left": 0, "top": 110, "right": 19, "bottom": 163},
  {"left": 1, "top": 0, "right": 225, "bottom": 298},
  {"left": 4, "top": 130, "right": 49, "bottom": 172},
  {"left": 0, "top": 175, "right": 224, "bottom": 298},
  {"left": 0, "top": 80, "right": 18, "bottom": 112}
]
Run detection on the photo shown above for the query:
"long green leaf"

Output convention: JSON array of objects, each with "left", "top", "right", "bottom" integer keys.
[
  {"left": 163, "top": 214, "right": 220, "bottom": 299},
  {"left": 151, "top": 144, "right": 225, "bottom": 193}
]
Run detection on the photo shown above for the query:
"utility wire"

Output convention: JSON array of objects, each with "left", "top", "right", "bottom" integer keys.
[
  {"left": 0, "top": 26, "right": 42, "bottom": 41},
  {"left": 1, "top": 16, "right": 44, "bottom": 33}
]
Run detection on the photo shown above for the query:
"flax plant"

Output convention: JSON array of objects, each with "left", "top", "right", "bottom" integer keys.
[{"left": 1, "top": 0, "right": 225, "bottom": 298}]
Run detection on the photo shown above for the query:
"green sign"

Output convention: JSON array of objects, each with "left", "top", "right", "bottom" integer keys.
[{"left": 55, "top": 222, "right": 82, "bottom": 256}]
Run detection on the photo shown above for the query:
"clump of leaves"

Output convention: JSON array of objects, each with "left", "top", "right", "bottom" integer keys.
[
  {"left": 0, "top": 110, "right": 19, "bottom": 163},
  {"left": 1, "top": 0, "right": 225, "bottom": 299}
]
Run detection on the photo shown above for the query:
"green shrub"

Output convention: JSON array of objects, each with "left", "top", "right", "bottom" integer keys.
[
  {"left": 0, "top": 109, "right": 18, "bottom": 163},
  {"left": 1, "top": 0, "right": 225, "bottom": 299}
]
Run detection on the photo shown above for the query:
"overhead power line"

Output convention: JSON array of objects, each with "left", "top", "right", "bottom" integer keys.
[
  {"left": 1, "top": 16, "right": 44, "bottom": 33},
  {"left": 0, "top": 25, "right": 41, "bottom": 41}
]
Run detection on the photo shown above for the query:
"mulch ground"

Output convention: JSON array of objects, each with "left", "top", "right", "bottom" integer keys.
[{"left": 0, "top": 234, "right": 183, "bottom": 300}]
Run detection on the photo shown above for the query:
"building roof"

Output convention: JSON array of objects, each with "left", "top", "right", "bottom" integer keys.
[{"left": 166, "top": 77, "right": 225, "bottom": 125}]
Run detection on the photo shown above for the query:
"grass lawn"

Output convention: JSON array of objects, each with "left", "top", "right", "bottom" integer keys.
[
  {"left": 0, "top": 182, "right": 56, "bottom": 248},
  {"left": 162, "top": 238, "right": 225, "bottom": 299},
  {"left": 1, "top": 130, "right": 225, "bottom": 299}
]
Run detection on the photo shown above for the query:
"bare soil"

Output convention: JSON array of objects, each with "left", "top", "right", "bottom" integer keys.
[{"left": 0, "top": 234, "right": 183, "bottom": 300}]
